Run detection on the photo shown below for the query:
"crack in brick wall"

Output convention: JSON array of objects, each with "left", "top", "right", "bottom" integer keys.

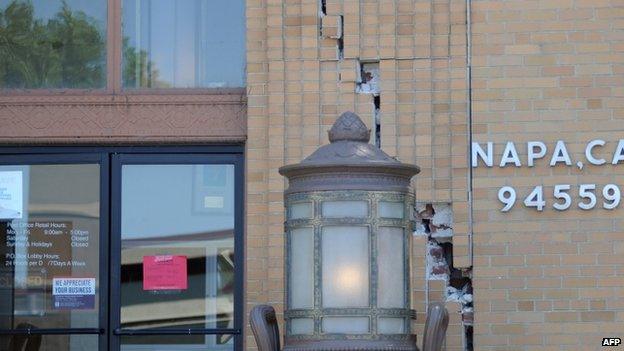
[
  {"left": 246, "top": 0, "right": 472, "bottom": 348},
  {"left": 319, "top": 6, "right": 343, "bottom": 59},
  {"left": 356, "top": 61, "right": 381, "bottom": 146},
  {"left": 415, "top": 203, "right": 473, "bottom": 351}
]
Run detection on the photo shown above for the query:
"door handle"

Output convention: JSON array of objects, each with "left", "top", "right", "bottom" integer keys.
[{"left": 113, "top": 328, "right": 240, "bottom": 335}]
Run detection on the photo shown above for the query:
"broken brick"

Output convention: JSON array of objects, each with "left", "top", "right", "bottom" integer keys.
[
  {"left": 321, "top": 15, "right": 342, "bottom": 39},
  {"left": 414, "top": 202, "right": 473, "bottom": 350}
]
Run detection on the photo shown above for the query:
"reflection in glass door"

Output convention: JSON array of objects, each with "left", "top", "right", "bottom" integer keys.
[
  {"left": 0, "top": 155, "right": 107, "bottom": 351},
  {"left": 0, "top": 148, "right": 243, "bottom": 351},
  {"left": 111, "top": 155, "right": 242, "bottom": 351}
]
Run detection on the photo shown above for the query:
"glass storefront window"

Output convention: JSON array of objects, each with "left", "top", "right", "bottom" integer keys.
[
  {"left": 0, "top": 163, "right": 101, "bottom": 350},
  {"left": 121, "top": 0, "right": 246, "bottom": 88},
  {"left": 5, "top": 334, "right": 99, "bottom": 351},
  {"left": 0, "top": 149, "right": 243, "bottom": 351},
  {"left": 0, "top": 0, "right": 107, "bottom": 89},
  {"left": 119, "top": 164, "right": 236, "bottom": 350}
]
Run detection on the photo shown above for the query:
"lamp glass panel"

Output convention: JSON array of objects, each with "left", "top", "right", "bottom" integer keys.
[
  {"left": 322, "top": 317, "right": 369, "bottom": 334},
  {"left": 378, "top": 318, "right": 405, "bottom": 334},
  {"left": 290, "top": 228, "right": 314, "bottom": 309},
  {"left": 289, "top": 202, "right": 313, "bottom": 220},
  {"left": 321, "top": 201, "right": 368, "bottom": 218},
  {"left": 321, "top": 226, "right": 369, "bottom": 308},
  {"left": 290, "top": 318, "right": 314, "bottom": 335},
  {"left": 378, "top": 201, "right": 404, "bottom": 219},
  {"left": 377, "top": 227, "right": 404, "bottom": 308}
]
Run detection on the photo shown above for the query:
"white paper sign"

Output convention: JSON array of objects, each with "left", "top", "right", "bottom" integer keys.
[
  {"left": 52, "top": 278, "right": 96, "bottom": 296},
  {"left": 204, "top": 195, "right": 225, "bottom": 209},
  {"left": 0, "top": 171, "right": 23, "bottom": 219},
  {"left": 52, "top": 278, "right": 96, "bottom": 310}
]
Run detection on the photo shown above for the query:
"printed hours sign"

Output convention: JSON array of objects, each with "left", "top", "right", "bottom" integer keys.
[{"left": 471, "top": 140, "right": 624, "bottom": 212}]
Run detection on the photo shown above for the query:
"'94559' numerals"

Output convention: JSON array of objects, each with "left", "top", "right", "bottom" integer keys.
[{"left": 498, "top": 184, "right": 621, "bottom": 212}]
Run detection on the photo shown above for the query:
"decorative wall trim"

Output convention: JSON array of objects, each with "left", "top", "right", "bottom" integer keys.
[{"left": 0, "top": 93, "right": 247, "bottom": 143}]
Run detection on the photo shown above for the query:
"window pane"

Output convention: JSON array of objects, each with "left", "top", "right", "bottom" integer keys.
[
  {"left": 321, "top": 201, "right": 368, "bottom": 218},
  {"left": 289, "top": 228, "right": 314, "bottom": 309},
  {"left": 0, "top": 334, "right": 98, "bottom": 351},
  {"left": 289, "top": 202, "right": 313, "bottom": 220},
  {"left": 122, "top": 0, "right": 246, "bottom": 88},
  {"left": 290, "top": 318, "right": 314, "bottom": 335},
  {"left": 120, "top": 335, "right": 233, "bottom": 350},
  {"left": 0, "top": 0, "right": 107, "bottom": 89},
  {"left": 377, "top": 227, "right": 405, "bottom": 308},
  {"left": 378, "top": 201, "right": 404, "bottom": 219},
  {"left": 0, "top": 165, "right": 101, "bottom": 333},
  {"left": 378, "top": 317, "right": 405, "bottom": 334},
  {"left": 321, "top": 226, "right": 369, "bottom": 308},
  {"left": 120, "top": 164, "right": 236, "bottom": 349},
  {"left": 322, "top": 317, "right": 369, "bottom": 334}
]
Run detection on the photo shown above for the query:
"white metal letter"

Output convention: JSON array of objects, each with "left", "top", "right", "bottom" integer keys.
[
  {"left": 527, "top": 141, "right": 547, "bottom": 167},
  {"left": 499, "top": 142, "right": 521, "bottom": 167},
  {"left": 472, "top": 142, "right": 493, "bottom": 167},
  {"left": 612, "top": 139, "right": 624, "bottom": 165},
  {"left": 549, "top": 140, "right": 572, "bottom": 166},
  {"left": 585, "top": 139, "right": 606, "bottom": 165}
]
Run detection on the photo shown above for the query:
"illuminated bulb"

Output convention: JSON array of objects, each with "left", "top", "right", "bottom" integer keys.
[{"left": 335, "top": 265, "right": 363, "bottom": 293}]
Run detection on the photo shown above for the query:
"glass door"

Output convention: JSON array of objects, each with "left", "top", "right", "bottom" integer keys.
[
  {"left": 110, "top": 154, "right": 243, "bottom": 351},
  {"left": 0, "top": 154, "right": 108, "bottom": 350}
]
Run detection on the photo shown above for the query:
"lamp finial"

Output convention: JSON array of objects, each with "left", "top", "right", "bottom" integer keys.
[{"left": 328, "top": 111, "right": 370, "bottom": 143}]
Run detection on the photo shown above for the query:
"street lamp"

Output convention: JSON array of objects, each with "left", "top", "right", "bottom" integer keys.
[{"left": 279, "top": 111, "right": 421, "bottom": 350}]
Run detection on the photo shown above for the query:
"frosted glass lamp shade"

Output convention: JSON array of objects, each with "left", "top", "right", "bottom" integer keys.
[
  {"left": 379, "top": 201, "right": 404, "bottom": 219},
  {"left": 290, "top": 202, "right": 313, "bottom": 219},
  {"left": 279, "top": 112, "right": 420, "bottom": 350},
  {"left": 377, "top": 227, "right": 405, "bottom": 308},
  {"left": 290, "top": 227, "right": 315, "bottom": 309},
  {"left": 322, "top": 226, "right": 369, "bottom": 308}
]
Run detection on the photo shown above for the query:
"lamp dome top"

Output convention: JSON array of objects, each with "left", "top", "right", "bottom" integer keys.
[{"left": 278, "top": 111, "right": 420, "bottom": 194}]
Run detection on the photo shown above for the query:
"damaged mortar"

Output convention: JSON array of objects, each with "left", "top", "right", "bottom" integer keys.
[
  {"left": 318, "top": 0, "right": 343, "bottom": 58},
  {"left": 414, "top": 203, "right": 474, "bottom": 350},
  {"left": 415, "top": 204, "right": 455, "bottom": 280},
  {"left": 356, "top": 62, "right": 381, "bottom": 146},
  {"left": 356, "top": 62, "right": 380, "bottom": 95}
]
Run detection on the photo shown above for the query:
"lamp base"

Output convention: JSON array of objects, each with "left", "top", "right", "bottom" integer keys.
[{"left": 283, "top": 338, "right": 419, "bottom": 351}]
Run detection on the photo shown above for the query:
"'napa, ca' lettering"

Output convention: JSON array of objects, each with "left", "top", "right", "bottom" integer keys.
[{"left": 472, "top": 140, "right": 624, "bottom": 168}]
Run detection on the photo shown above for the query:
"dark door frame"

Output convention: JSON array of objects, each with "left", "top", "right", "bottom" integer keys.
[
  {"left": 0, "top": 145, "right": 245, "bottom": 351},
  {"left": 110, "top": 152, "right": 244, "bottom": 350},
  {"left": 0, "top": 152, "right": 109, "bottom": 350}
]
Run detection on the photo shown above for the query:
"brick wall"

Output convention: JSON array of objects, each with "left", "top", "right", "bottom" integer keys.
[
  {"left": 472, "top": 0, "right": 624, "bottom": 350},
  {"left": 246, "top": 0, "right": 624, "bottom": 350},
  {"left": 246, "top": 0, "right": 470, "bottom": 348}
]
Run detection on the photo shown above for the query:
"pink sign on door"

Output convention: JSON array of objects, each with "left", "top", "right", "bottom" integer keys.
[{"left": 142, "top": 255, "right": 188, "bottom": 291}]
